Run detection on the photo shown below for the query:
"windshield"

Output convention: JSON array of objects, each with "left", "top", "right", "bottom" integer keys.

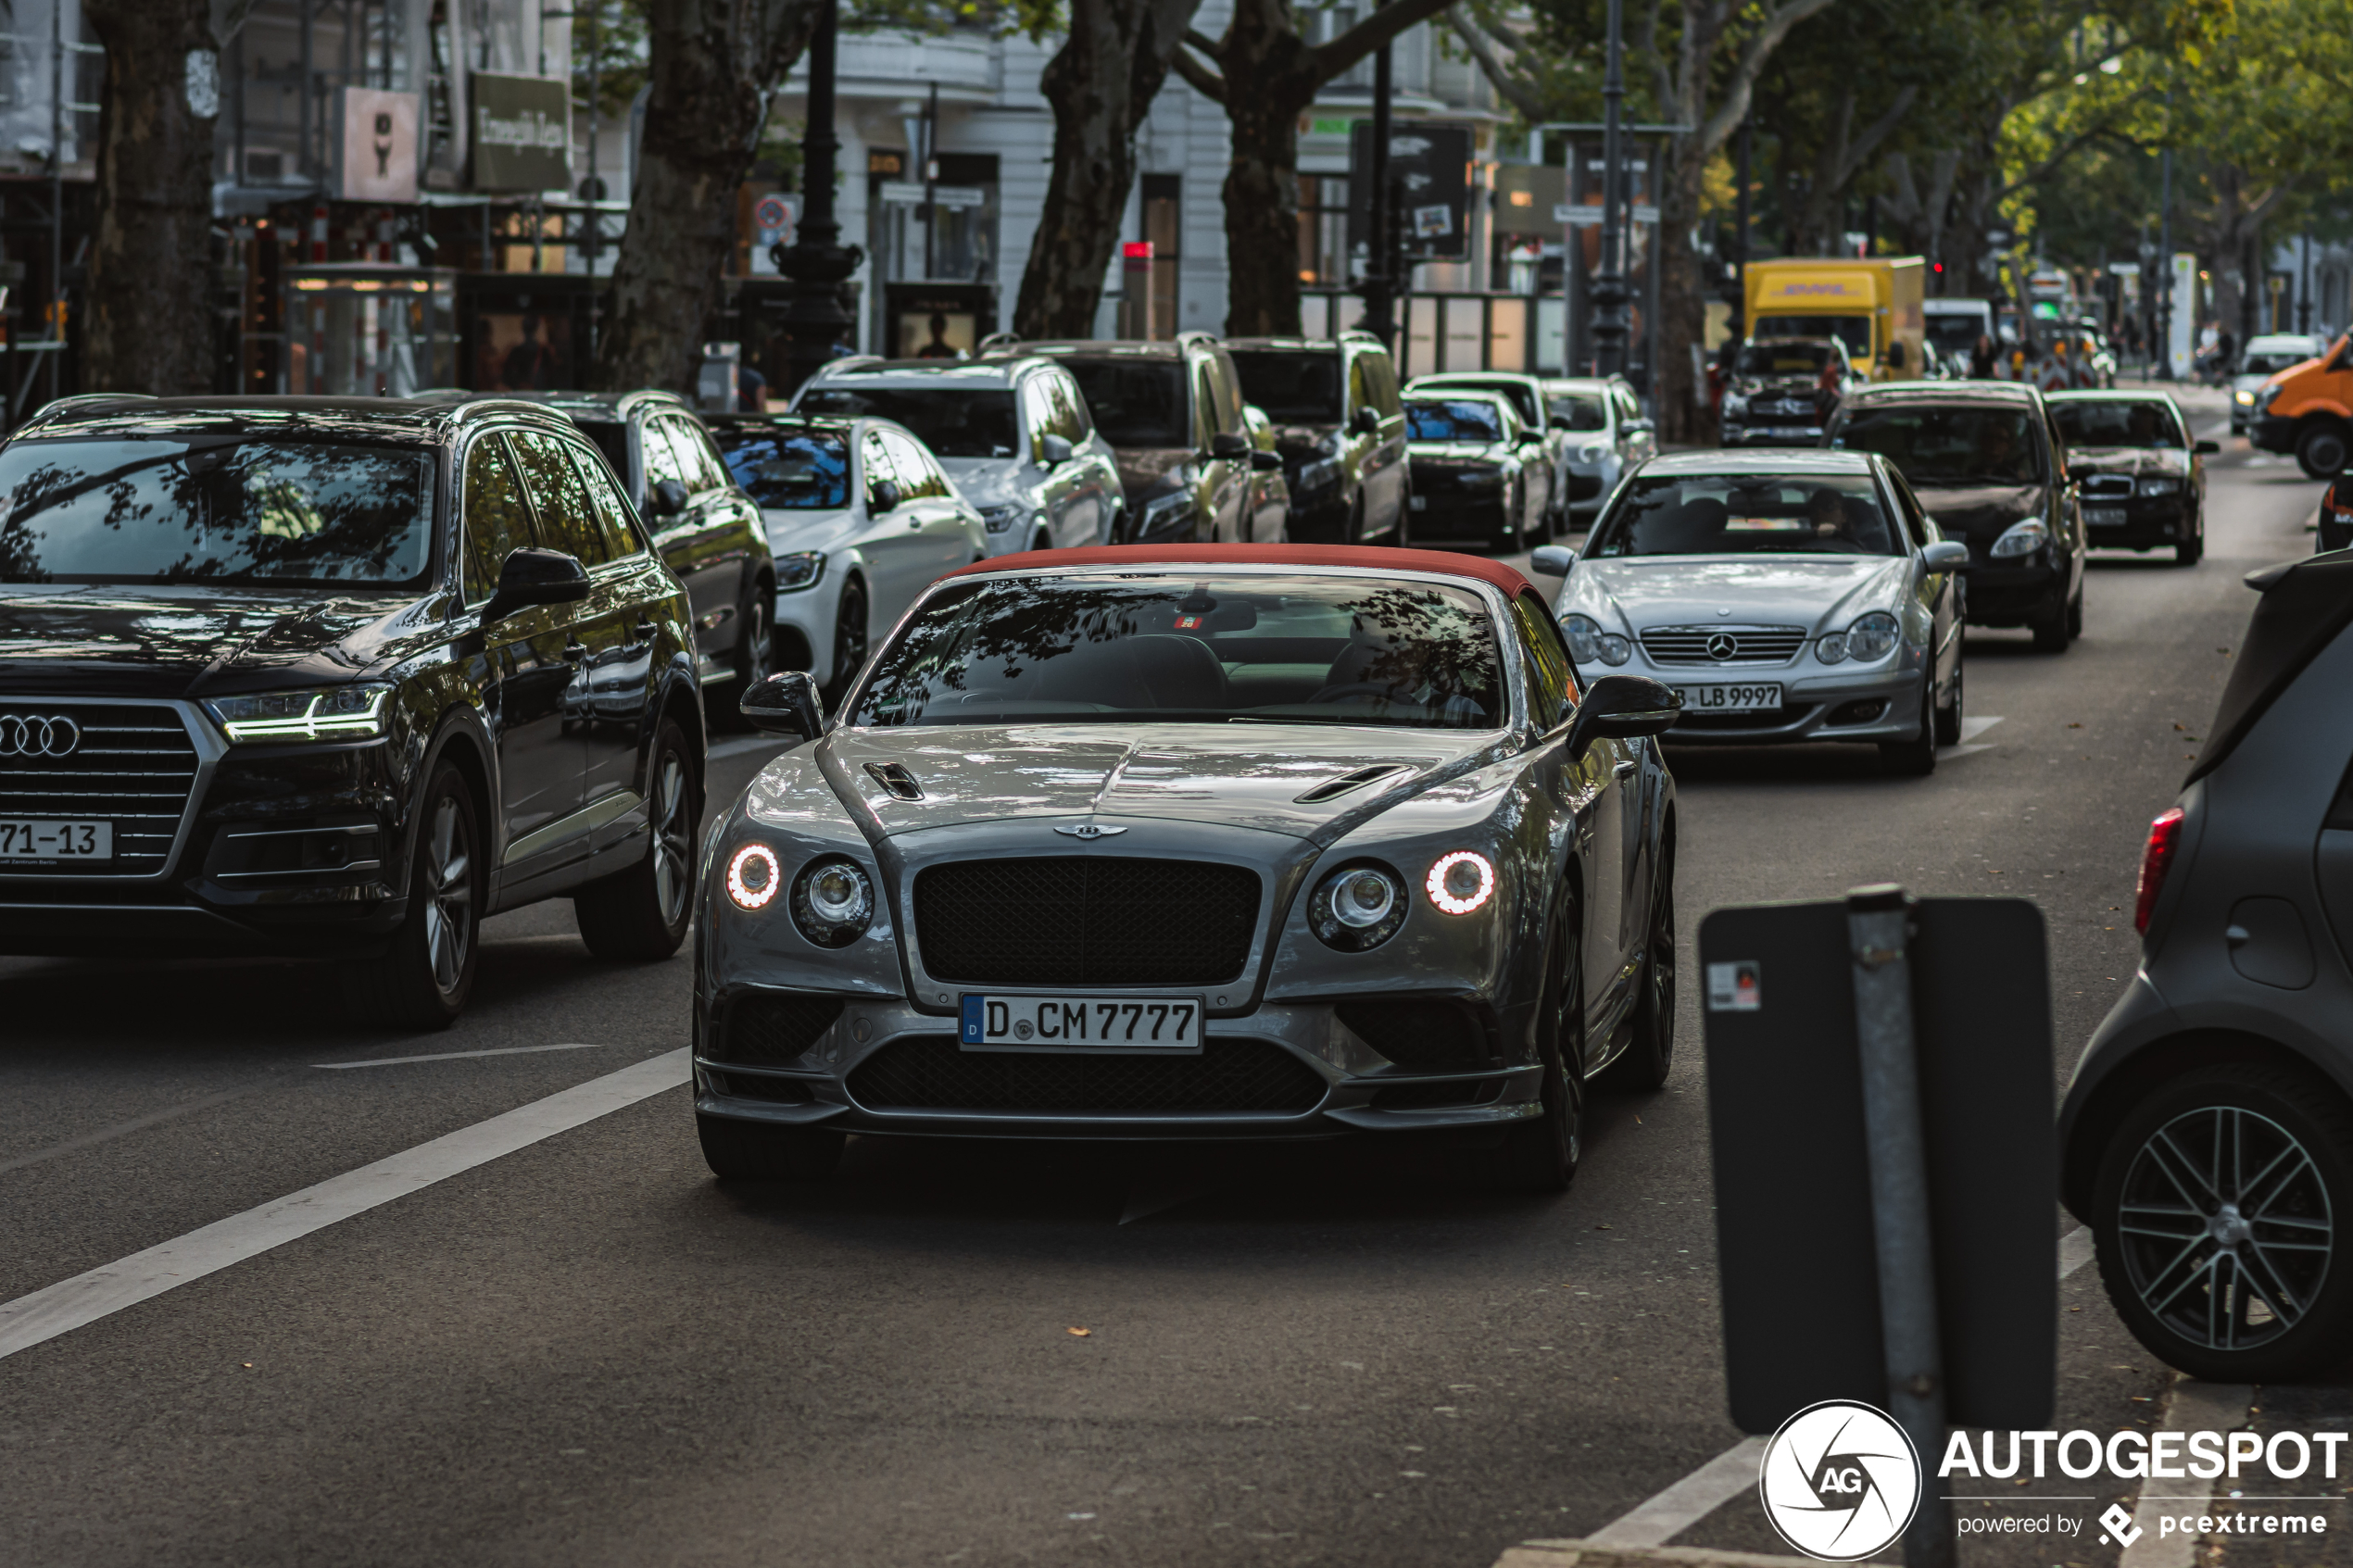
[
  {"left": 1405, "top": 399, "right": 1504, "bottom": 442},
  {"left": 2050, "top": 400, "right": 2184, "bottom": 450},
  {"left": 1548, "top": 393, "right": 1606, "bottom": 431},
  {"left": 1061, "top": 359, "right": 1189, "bottom": 447},
  {"left": 1736, "top": 342, "right": 1835, "bottom": 377},
  {"left": 1229, "top": 350, "right": 1342, "bottom": 422},
  {"left": 796, "top": 386, "right": 1017, "bottom": 458},
  {"left": 1831, "top": 405, "right": 2043, "bottom": 485},
  {"left": 849, "top": 574, "right": 1505, "bottom": 730},
  {"left": 572, "top": 419, "right": 631, "bottom": 481},
  {"left": 2240, "top": 351, "right": 2311, "bottom": 377},
  {"left": 1924, "top": 316, "right": 1984, "bottom": 357},
  {"left": 711, "top": 428, "right": 849, "bottom": 509},
  {"left": 1754, "top": 315, "right": 1871, "bottom": 358},
  {"left": 0, "top": 436, "right": 434, "bottom": 586},
  {"left": 1586, "top": 473, "right": 1902, "bottom": 558},
  {"left": 1419, "top": 379, "right": 1538, "bottom": 424}
]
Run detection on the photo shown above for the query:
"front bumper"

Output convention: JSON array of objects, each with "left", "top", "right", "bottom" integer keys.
[
  {"left": 1609, "top": 653, "right": 1929, "bottom": 746},
  {"left": 1719, "top": 423, "right": 1826, "bottom": 447},
  {"left": 1408, "top": 493, "right": 1515, "bottom": 544},
  {"left": 2082, "top": 495, "right": 2192, "bottom": 549},
  {"left": 1960, "top": 560, "right": 2061, "bottom": 625},
  {"left": 773, "top": 576, "right": 845, "bottom": 686},
  {"left": 2250, "top": 413, "right": 2298, "bottom": 454}
]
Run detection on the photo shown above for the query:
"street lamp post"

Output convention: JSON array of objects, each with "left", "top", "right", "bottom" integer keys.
[
  {"left": 1590, "top": 0, "right": 1629, "bottom": 377},
  {"left": 1353, "top": 6, "right": 1397, "bottom": 352},
  {"left": 772, "top": 0, "right": 864, "bottom": 396}
]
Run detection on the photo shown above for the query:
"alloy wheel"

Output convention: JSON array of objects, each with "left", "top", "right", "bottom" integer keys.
[
  {"left": 2115, "top": 1105, "right": 2334, "bottom": 1352},
  {"left": 650, "top": 751, "right": 692, "bottom": 928},
  {"left": 422, "top": 796, "right": 474, "bottom": 997},
  {"left": 741, "top": 598, "right": 772, "bottom": 687}
]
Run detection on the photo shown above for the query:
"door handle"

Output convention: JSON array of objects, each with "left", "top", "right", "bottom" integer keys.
[
  {"left": 908, "top": 517, "right": 924, "bottom": 530},
  {"left": 562, "top": 639, "right": 588, "bottom": 663}
]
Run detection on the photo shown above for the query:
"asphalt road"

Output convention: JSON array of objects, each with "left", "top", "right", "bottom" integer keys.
[{"left": 2, "top": 410, "right": 2346, "bottom": 1568}]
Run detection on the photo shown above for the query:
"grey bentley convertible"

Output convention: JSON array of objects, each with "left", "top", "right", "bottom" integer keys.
[{"left": 691, "top": 544, "right": 1681, "bottom": 1190}]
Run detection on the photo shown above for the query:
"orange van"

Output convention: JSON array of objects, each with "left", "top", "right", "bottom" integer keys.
[{"left": 2249, "top": 334, "right": 2353, "bottom": 475}]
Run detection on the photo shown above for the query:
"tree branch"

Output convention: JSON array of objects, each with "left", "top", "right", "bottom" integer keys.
[
  {"left": 1182, "top": 26, "right": 1222, "bottom": 58},
  {"left": 1445, "top": 10, "right": 1551, "bottom": 124},
  {"left": 1995, "top": 88, "right": 2150, "bottom": 201},
  {"left": 1309, "top": 0, "right": 1453, "bottom": 85},
  {"left": 1171, "top": 39, "right": 1227, "bottom": 101},
  {"left": 1699, "top": 0, "right": 1839, "bottom": 155},
  {"left": 1837, "top": 82, "right": 1917, "bottom": 186}
]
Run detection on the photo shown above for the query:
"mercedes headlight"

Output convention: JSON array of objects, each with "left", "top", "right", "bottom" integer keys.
[
  {"left": 2234, "top": 388, "right": 2256, "bottom": 407},
  {"left": 1990, "top": 519, "right": 2049, "bottom": 558},
  {"left": 1721, "top": 392, "right": 1749, "bottom": 418},
  {"left": 1563, "top": 612, "right": 1632, "bottom": 667},
  {"left": 790, "top": 856, "right": 875, "bottom": 947},
  {"left": 2135, "top": 475, "right": 2182, "bottom": 496},
  {"left": 1309, "top": 861, "right": 1407, "bottom": 951},
  {"left": 1842, "top": 610, "right": 1901, "bottom": 662},
  {"left": 205, "top": 683, "right": 393, "bottom": 744},
  {"left": 976, "top": 503, "right": 1026, "bottom": 534},
  {"left": 775, "top": 549, "right": 825, "bottom": 590}
]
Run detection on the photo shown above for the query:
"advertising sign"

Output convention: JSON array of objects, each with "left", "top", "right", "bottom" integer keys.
[
  {"left": 470, "top": 72, "right": 571, "bottom": 193},
  {"left": 334, "top": 88, "right": 418, "bottom": 203},
  {"left": 1346, "top": 122, "right": 1472, "bottom": 262}
]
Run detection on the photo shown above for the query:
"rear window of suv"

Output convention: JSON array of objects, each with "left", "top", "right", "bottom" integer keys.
[{"left": 1229, "top": 350, "right": 1343, "bottom": 422}]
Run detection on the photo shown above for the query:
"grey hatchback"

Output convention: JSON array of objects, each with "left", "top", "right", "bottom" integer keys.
[{"left": 2060, "top": 550, "right": 2353, "bottom": 1381}]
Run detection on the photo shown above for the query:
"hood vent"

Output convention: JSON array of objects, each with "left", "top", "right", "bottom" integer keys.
[
  {"left": 1294, "top": 763, "right": 1411, "bottom": 804},
  {"left": 862, "top": 762, "right": 925, "bottom": 801}
]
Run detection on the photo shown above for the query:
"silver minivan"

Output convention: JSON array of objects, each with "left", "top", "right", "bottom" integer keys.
[
  {"left": 790, "top": 357, "right": 1125, "bottom": 557},
  {"left": 2060, "top": 549, "right": 2353, "bottom": 1382}
]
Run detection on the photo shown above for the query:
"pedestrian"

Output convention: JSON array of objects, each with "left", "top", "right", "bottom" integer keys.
[
  {"left": 736, "top": 362, "right": 768, "bottom": 412},
  {"left": 1969, "top": 333, "right": 1996, "bottom": 379}
]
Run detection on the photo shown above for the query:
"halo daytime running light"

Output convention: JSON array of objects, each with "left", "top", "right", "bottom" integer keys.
[
  {"left": 1426, "top": 850, "right": 1496, "bottom": 915},
  {"left": 726, "top": 844, "right": 783, "bottom": 910}
]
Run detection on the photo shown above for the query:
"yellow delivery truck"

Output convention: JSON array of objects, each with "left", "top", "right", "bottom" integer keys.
[{"left": 1744, "top": 257, "right": 1928, "bottom": 382}]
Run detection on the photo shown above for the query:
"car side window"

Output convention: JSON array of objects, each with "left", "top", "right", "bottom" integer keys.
[
  {"left": 862, "top": 431, "right": 900, "bottom": 506},
  {"left": 1051, "top": 373, "right": 1091, "bottom": 440},
  {"left": 1021, "top": 380, "right": 1058, "bottom": 458},
  {"left": 567, "top": 442, "right": 646, "bottom": 560},
  {"left": 1348, "top": 355, "right": 1372, "bottom": 418},
  {"left": 1366, "top": 353, "right": 1403, "bottom": 417},
  {"left": 669, "top": 417, "right": 731, "bottom": 495},
  {"left": 508, "top": 429, "right": 612, "bottom": 568},
  {"left": 1511, "top": 592, "right": 1578, "bottom": 727},
  {"left": 460, "top": 434, "right": 538, "bottom": 607},
  {"left": 883, "top": 431, "right": 947, "bottom": 498},
  {"left": 640, "top": 417, "right": 690, "bottom": 501}
]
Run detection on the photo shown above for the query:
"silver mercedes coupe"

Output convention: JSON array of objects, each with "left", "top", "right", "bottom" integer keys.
[{"left": 691, "top": 544, "right": 1681, "bottom": 1191}]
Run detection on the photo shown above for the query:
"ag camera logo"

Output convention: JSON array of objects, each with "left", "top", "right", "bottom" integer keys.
[{"left": 1759, "top": 1399, "right": 1922, "bottom": 1561}]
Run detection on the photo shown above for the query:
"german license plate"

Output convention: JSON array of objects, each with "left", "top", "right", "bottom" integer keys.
[
  {"left": 2085, "top": 505, "right": 2128, "bottom": 526},
  {"left": 959, "top": 994, "right": 1204, "bottom": 1053},
  {"left": 1669, "top": 683, "right": 1781, "bottom": 715},
  {"left": 0, "top": 820, "right": 111, "bottom": 860},
  {"left": 1766, "top": 426, "right": 1819, "bottom": 439}
]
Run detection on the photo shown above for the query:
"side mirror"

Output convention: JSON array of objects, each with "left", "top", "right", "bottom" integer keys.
[
  {"left": 1562, "top": 674, "right": 1681, "bottom": 759},
  {"left": 1549, "top": 414, "right": 1573, "bottom": 431},
  {"left": 1529, "top": 545, "right": 1576, "bottom": 577},
  {"left": 1625, "top": 418, "right": 1655, "bottom": 435},
  {"left": 1250, "top": 448, "right": 1284, "bottom": 472},
  {"left": 739, "top": 671, "right": 825, "bottom": 739},
  {"left": 1349, "top": 405, "right": 1382, "bottom": 436},
  {"left": 2196, "top": 439, "right": 2221, "bottom": 455},
  {"left": 649, "top": 478, "right": 689, "bottom": 517},
  {"left": 1209, "top": 431, "right": 1252, "bottom": 461},
  {"left": 483, "top": 546, "right": 590, "bottom": 623},
  {"left": 1919, "top": 539, "right": 1971, "bottom": 571},
  {"left": 868, "top": 480, "right": 900, "bottom": 514},
  {"left": 1038, "top": 432, "right": 1074, "bottom": 468}
]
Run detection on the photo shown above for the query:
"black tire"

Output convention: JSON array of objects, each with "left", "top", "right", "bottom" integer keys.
[
  {"left": 2176, "top": 512, "right": 2204, "bottom": 566},
  {"left": 2031, "top": 595, "right": 2070, "bottom": 653},
  {"left": 1879, "top": 683, "right": 1937, "bottom": 776},
  {"left": 710, "top": 580, "right": 774, "bottom": 733},
  {"left": 2091, "top": 1063, "right": 2353, "bottom": 1383},
  {"left": 573, "top": 719, "right": 699, "bottom": 962},
  {"left": 1603, "top": 858, "right": 1675, "bottom": 1092},
  {"left": 1030, "top": 525, "right": 1051, "bottom": 554},
  {"left": 697, "top": 1112, "right": 846, "bottom": 1181},
  {"left": 823, "top": 575, "right": 868, "bottom": 709},
  {"left": 1495, "top": 897, "right": 1586, "bottom": 1192},
  {"left": 344, "top": 761, "right": 480, "bottom": 1029},
  {"left": 1932, "top": 640, "right": 1964, "bottom": 748},
  {"left": 2296, "top": 420, "right": 2352, "bottom": 481},
  {"left": 2066, "top": 581, "right": 2083, "bottom": 639}
]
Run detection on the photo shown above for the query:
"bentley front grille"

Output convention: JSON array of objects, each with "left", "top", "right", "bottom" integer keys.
[{"left": 913, "top": 856, "right": 1261, "bottom": 986}]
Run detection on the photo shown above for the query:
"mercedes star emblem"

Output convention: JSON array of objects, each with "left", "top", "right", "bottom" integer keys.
[
  {"left": 1705, "top": 634, "right": 1738, "bottom": 661},
  {"left": 1053, "top": 822, "right": 1129, "bottom": 839}
]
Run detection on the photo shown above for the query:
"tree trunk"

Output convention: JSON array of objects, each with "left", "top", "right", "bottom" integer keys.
[
  {"left": 595, "top": 0, "right": 822, "bottom": 393},
  {"left": 83, "top": 0, "right": 222, "bottom": 395},
  {"left": 1209, "top": 0, "right": 1319, "bottom": 337},
  {"left": 1655, "top": 137, "right": 1711, "bottom": 443},
  {"left": 1014, "top": 0, "right": 1203, "bottom": 338}
]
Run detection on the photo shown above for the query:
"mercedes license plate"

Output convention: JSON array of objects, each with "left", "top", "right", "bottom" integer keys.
[
  {"left": 2085, "top": 505, "right": 2128, "bottom": 526},
  {"left": 0, "top": 820, "right": 111, "bottom": 861},
  {"left": 960, "top": 994, "right": 1204, "bottom": 1053},
  {"left": 1670, "top": 683, "right": 1781, "bottom": 715}
]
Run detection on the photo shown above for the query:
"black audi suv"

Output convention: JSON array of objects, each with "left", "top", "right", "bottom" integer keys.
[{"left": 0, "top": 396, "right": 707, "bottom": 1026}]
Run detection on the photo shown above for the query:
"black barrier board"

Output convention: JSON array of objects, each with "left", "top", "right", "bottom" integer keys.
[{"left": 1700, "top": 897, "right": 2055, "bottom": 1434}]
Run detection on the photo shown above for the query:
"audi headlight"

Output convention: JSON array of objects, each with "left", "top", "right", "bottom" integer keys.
[
  {"left": 1426, "top": 850, "right": 1496, "bottom": 916},
  {"left": 976, "top": 503, "right": 1026, "bottom": 533},
  {"left": 1563, "top": 612, "right": 1631, "bottom": 667},
  {"left": 205, "top": 683, "right": 393, "bottom": 744},
  {"left": 775, "top": 549, "right": 825, "bottom": 590},
  {"left": 1309, "top": 861, "right": 1407, "bottom": 951},
  {"left": 1842, "top": 610, "right": 1901, "bottom": 662},
  {"left": 2135, "top": 475, "right": 2182, "bottom": 496},
  {"left": 1989, "top": 519, "right": 2049, "bottom": 558},
  {"left": 790, "top": 855, "right": 875, "bottom": 947}
]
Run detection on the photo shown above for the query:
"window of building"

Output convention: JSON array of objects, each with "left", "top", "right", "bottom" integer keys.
[{"left": 1297, "top": 175, "right": 1352, "bottom": 288}]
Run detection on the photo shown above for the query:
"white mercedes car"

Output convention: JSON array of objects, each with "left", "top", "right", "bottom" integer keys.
[{"left": 1544, "top": 449, "right": 1969, "bottom": 775}]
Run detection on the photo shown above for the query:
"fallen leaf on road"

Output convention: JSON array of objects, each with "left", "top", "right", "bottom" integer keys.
[
  {"left": 1595, "top": 1223, "right": 1612, "bottom": 1230},
  {"left": 2068, "top": 721, "right": 2083, "bottom": 729},
  {"left": 1067, "top": 1327, "right": 1091, "bottom": 1337}
]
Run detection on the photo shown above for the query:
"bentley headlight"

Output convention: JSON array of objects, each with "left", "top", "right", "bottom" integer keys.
[
  {"left": 2135, "top": 475, "right": 2182, "bottom": 496},
  {"left": 775, "top": 549, "right": 825, "bottom": 590},
  {"left": 1990, "top": 519, "right": 2049, "bottom": 558},
  {"left": 976, "top": 503, "right": 1026, "bottom": 533},
  {"left": 1563, "top": 613, "right": 1631, "bottom": 667},
  {"left": 1426, "top": 850, "right": 1496, "bottom": 916},
  {"left": 1309, "top": 861, "right": 1407, "bottom": 951},
  {"left": 206, "top": 683, "right": 392, "bottom": 744},
  {"left": 726, "top": 844, "right": 782, "bottom": 910},
  {"left": 1843, "top": 610, "right": 1901, "bottom": 662},
  {"left": 790, "top": 856, "right": 875, "bottom": 947}
]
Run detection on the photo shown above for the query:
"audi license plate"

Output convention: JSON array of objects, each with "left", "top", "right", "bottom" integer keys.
[
  {"left": 2085, "top": 505, "right": 2128, "bottom": 526},
  {"left": 960, "top": 994, "right": 1204, "bottom": 1053},
  {"left": 1670, "top": 683, "right": 1781, "bottom": 715},
  {"left": 0, "top": 820, "right": 111, "bottom": 861}
]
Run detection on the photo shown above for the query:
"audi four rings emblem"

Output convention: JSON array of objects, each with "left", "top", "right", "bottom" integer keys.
[
  {"left": 0, "top": 714, "right": 80, "bottom": 759},
  {"left": 1706, "top": 634, "right": 1739, "bottom": 660}
]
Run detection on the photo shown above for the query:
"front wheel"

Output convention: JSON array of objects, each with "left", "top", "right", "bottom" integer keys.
[
  {"left": 1879, "top": 683, "right": 1937, "bottom": 776},
  {"left": 574, "top": 719, "right": 699, "bottom": 961},
  {"left": 2092, "top": 1064, "right": 2353, "bottom": 1382},
  {"left": 1932, "top": 640, "right": 1965, "bottom": 748},
  {"left": 2031, "top": 594, "right": 2070, "bottom": 653},
  {"left": 711, "top": 583, "right": 773, "bottom": 733},
  {"left": 823, "top": 575, "right": 868, "bottom": 709},
  {"left": 1494, "top": 899, "right": 1585, "bottom": 1192},
  {"left": 2296, "top": 420, "right": 2352, "bottom": 481},
  {"left": 1603, "top": 860, "right": 1675, "bottom": 1092},
  {"left": 698, "top": 1113, "right": 846, "bottom": 1181},
  {"left": 344, "top": 762, "right": 479, "bottom": 1029},
  {"left": 2176, "top": 512, "right": 2204, "bottom": 566}
]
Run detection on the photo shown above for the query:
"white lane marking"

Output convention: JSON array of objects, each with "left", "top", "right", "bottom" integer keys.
[
  {"left": 0, "top": 1085, "right": 259, "bottom": 1178},
  {"left": 312, "top": 1042, "right": 610, "bottom": 1071},
  {"left": 1958, "top": 715, "right": 2004, "bottom": 743},
  {"left": 2118, "top": 1380, "right": 2255, "bottom": 1568},
  {"left": 0, "top": 1048, "right": 689, "bottom": 1362},
  {"left": 1582, "top": 1220, "right": 2103, "bottom": 1546},
  {"left": 1584, "top": 1436, "right": 1769, "bottom": 1548}
]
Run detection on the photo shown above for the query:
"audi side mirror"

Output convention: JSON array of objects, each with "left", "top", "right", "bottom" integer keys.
[
  {"left": 1208, "top": 431, "right": 1252, "bottom": 461},
  {"left": 483, "top": 546, "right": 590, "bottom": 623},
  {"left": 1038, "top": 432, "right": 1074, "bottom": 468},
  {"left": 648, "top": 478, "right": 689, "bottom": 517},
  {"left": 1529, "top": 545, "right": 1576, "bottom": 577},
  {"left": 1562, "top": 675, "right": 1681, "bottom": 759},
  {"left": 868, "top": 480, "right": 900, "bottom": 515},
  {"left": 1919, "top": 540, "right": 1971, "bottom": 571},
  {"left": 739, "top": 671, "right": 825, "bottom": 739},
  {"left": 1250, "top": 449, "right": 1283, "bottom": 472}
]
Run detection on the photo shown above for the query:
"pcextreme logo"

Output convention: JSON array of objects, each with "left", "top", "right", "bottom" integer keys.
[{"left": 1758, "top": 1400, "right": 1921, "bottom": 1562}]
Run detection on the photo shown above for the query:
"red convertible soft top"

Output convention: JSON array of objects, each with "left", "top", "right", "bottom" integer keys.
[{"left": 943, "top": 543, "right": 1535, "bottom": 597}]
